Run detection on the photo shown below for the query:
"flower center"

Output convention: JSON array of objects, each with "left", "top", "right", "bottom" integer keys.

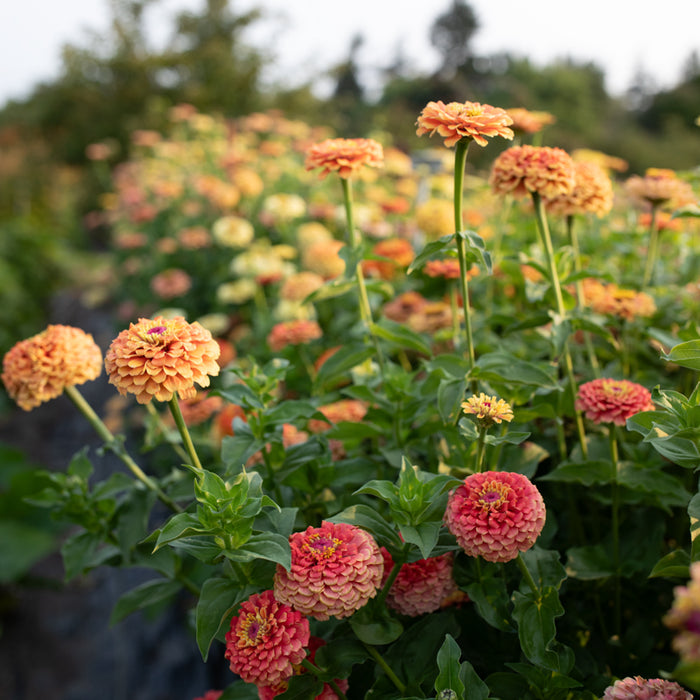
[
  {"left": 136, "top": 321, "right": 173, "bottom": 344},
  {"left": 477, "top": 481, "right": 510, "bottom": 509},
  {"left": 237, "top": 610, "right": 269, "bottom": 647},
  {"left": 303, "top": 533, "right": 342, "bottom": 560},
  {"left": 686, "top": 610, "right": 700, "bottom": 634}
]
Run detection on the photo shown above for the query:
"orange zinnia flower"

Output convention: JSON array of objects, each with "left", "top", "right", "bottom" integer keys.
[
  {"left": 105, "top": 316, "right": 221, "bottom": 404},
  {"left": 625, "top": 167, "right": 696, "bottom": 209},
  {"left": 506, "top": 107, "right": 556, "bottom": 135},
  {"left": 305, "top": 138, "right": 384, "bottom": 179},
  {"left": 267, "top": 320, "right": 323, "bottom": 352},
  {"left": 362, "top": 238, "right": 414, "bottom": 280},
  {"left": 2, "top": 325, "right": 103, "bottom": 411},
  {"left": 545, "top": 161, "right": 614, "bottom": 218},
  {"left": 416, "top": 100, "right": 514, "bottom": 148},
  {"left": 490, "top": 145, "right": 575, "bottom": 200}
]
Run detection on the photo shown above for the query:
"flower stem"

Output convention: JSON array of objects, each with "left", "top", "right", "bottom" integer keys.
[
  {"left": 515, "top": 552, "right": 540, "bottom": 597},
  {"left": 63, "top": 385, "right": 182, "bottom": 512},
  {"left": 609, "top": 424, "right": 622, "bottom": 638},
  {"left": 145, "top": 402, "right": 190, "bottom": 463},
  {"left": 642, "top": 205, "right": 660, "bottom": 289},
  {"left": 363, "top": 644, "right": 406, "bottom": 694},
  {"left": 453, "top": 139, "right": 477, "bottom": 379},
  {"left": 475, "top": 425, "right": 487, "bottom": 473},
  {"left": 168, "top": 396, "right": 204, "bottom": 471},
  {"left": 300, "top": 659, "right": 349, "bottom": 700},
  {"left": 531, "top": 192, "right": 588, "bottom": 459}
]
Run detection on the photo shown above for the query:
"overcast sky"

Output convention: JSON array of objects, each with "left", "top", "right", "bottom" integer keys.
[{"left": 1, "top": 0, "right": 699, "bottom": 105}]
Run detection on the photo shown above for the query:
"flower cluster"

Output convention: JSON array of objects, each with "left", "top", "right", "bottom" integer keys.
[
  {"left": 545, "top": 160, "right": 614, "bottom": 218},
  {"left": 575, "top": 378, "right": 655, "bottom": 426},
  {"left": 2, "top": 325, "right": 103, "bottom": 411},
  {"left": 273, "top": 521, "right": 383, "bottom": 620},
  {"left": 445, "top": 471, "right": 546, "bottom": 563}
]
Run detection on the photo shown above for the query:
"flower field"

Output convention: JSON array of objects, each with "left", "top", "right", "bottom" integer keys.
[{"left": 3, "top": 101, "right": 700, "bottom": 699}]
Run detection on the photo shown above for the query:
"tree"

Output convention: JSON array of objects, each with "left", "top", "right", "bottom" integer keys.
[{"left": 430, "top": 0, "right": 479, "bottom": 77}]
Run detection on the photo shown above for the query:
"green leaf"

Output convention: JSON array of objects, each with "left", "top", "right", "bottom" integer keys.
[
  {"left": 399, "top": 521, "right": 442, "bottom": 560},
  {"left": 689, "top": 492, "right": 700, "bottom": 561},
  {"left": 277, "top": 674, "right": 324, "bottom": 699},
  {"left": 519, "top": 548, "right": 567, "bottom": 589},
  {"left": 407, "top": 235, "right": 457, "bottom": 274},
  {"left": 306, "top": 277, "right": 356, "bottom": 302},
  {"left": 484, "top": 431, "right": 531, "bottom": 447},
  {"left": 649, "top": 550, "right": 691, "bottom": 579},
  {"left": 218, "top": 681, "right": 260, "bottom": 700},
  {"left": 67, "top": 448, "right": 93, "bottom": 480},
  {"left": 227, "top": 532, "right": 291, "bottom": 570},
  {"left": 511, "top": 587, "right": 574, "bottom": 673},
  {"left": 456, "top": 229, "right": 492, "bottom": 273},
  {"left": 538, "top": 460, "right": 612, "bottom": 486},
  {"left": 349, "top": 602, "right": 403, "bottom": 645},
  {"left": 565, "top": 544, "right": 615, "bottom": 580},
  {"left": 0, "top": 520, "right": 56, "bottom": 584},
  {"left": 434, "top": 634, "right": 466, "bottom": 699},
  {"left": 438, "top": 377, "right": 468, "bottom": 425},
  {"left": 61, "top": 530, "right": 119, "bottom": 580},
  {"left": 110, "top": 578, "right": 182, "bottom": 624},
  {"left": 196, "top": 577, "right": 252, "bottom": 661},
  {"left": 153, "top": 512, "right": 208, "bottom": 551},
  {"left": 313, "top": 343, "right": 375, "bottom": 391},
  {"left": 460, "top": 661, "right": 490, "bottom": 700},
  {"left": 474, "top": 351, "right": 559, "bottom": 390},
  {"left": 617, "top": 463, "right": 690, "bottom": 510},
  {"left": 663, "top": 339, "right": 700, "bottom": 371},
  {"left": 355, "top": 479, "right": 400, "bottom": 507},
  {"left": 370, "top": 318, "right": 432, "bottom": 356},
  {"left": 329, "top": 504, "right": 402, "bottom": 548},
  {"left": 462, "top": 565, "right": 513, "bottom": 631},
  {"left": 315, "top": 636, "right": 369, "bottom": 677}
]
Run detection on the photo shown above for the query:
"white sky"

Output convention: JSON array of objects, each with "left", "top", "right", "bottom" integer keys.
[{"left": 1, "top": 0, "right": 699, "bottom": 105}]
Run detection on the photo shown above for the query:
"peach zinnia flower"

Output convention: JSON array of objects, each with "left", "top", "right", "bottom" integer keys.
[
  {"left": 105, "top": 316, "right": 221, "bottom": 404},
  {"left": 462, "top": 393, "right": 514, "bottom": 428},
  {"left": 305, "top": 138, "right": 384, "bottom": 179},
  {"left": 489, "top": 145, "right": 575, "bottom": 201},
  {"left": 445, "top": 471, "right": 546, "bottom": 563},
  {"left": 575, "top": 378, "right": 654, "bottom": 426},
  {"left": 362, "top": 238, "right": 414, "bottom": 280},
  {"left": 602, "top": 677, "right": 691, "bottom": 700},
  {"left": 267, "top": 320, "right": 323, "bottom": 353},
  {"left": 416, "top": 100, "right": 514, "bottom": 148},
  {"left": 307, "top": 398, "right": 369, "bottom": 433},
  {"left": 664, "top": 561, "right": 700, "bottom": 664},
  {"left": 380, "top": 549, "right": 458, "bottom": 617},
  {"left": 273, "top": 521, "right": 384, "bottom": 620},
  {"left": 545, "top": 161, "right": 614, "bottom": 218},
  {"left": 224, "top": 590, "right": 309, "bottom": 687},
  {"left": 2, "top": 325, "right": 103, "bottom": 411},
  {"left": 625, "top": 167, "right": 696, "bottom": 209},
  {"left": 150, "top": 268, "right": 192, "bottom": 299},
  {"left": 506, "top": 107, "right": 556, "bottom": 135}
]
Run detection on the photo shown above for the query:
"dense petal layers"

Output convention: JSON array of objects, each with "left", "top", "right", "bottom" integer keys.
[
  {"left": 224, "top": 590, "right": 310, "bottom": 687},
  {"left": 602, "top": 676, "right": 691, "bottom": 700},
  {"left": 305, "top": 138, "right": 384, "bottom": 179},
  {"left": 104, "top": 316, "right": 220, "bottom": 404},
  {"left": 2, "top": 325, "right": 103, "bottom": 411},
  {"left": 445, "top": 471, "right": 546, "bottom": 563},
  {"left": 416, "top": 100, "right": 514, "bottom": 147},
  {"left": 545, "top": 161, "right": 614, "bottom": 217},
  {"left": 575, "top": 378, "right": 654, "bottom": 426},
  {"left": 664, "top": 561, "right": 700, "bottom": 664},
  {"left": 274, "top": 521, "right": 383, "bottom": 620},
  {"left": 266, "top": 320, "right": 323, "bottom": 352}
]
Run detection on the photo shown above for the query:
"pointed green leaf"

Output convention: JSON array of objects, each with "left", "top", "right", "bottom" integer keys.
[
  {"left": 663, "top": 340, "right": 700, "bottom": 371},
  {"left": 435, "top": 634, "right": 466, "bottom": 699},
  {"left": 110, "top": 578, "right": 181, "bottom": 624}
]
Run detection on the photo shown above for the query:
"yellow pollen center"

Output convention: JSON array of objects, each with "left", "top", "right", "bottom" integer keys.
[
  {"left": 478, "top": 481, "right": 510, "bottom": 509},
  {"left": 237, "top": 610, "right": 270, "bottom": 647},
  {"left": 136, "top": 322, "right": 173, "bottom": 344},
  {"left": 303, "top": 533, "right": 342, "bottom": 560}
]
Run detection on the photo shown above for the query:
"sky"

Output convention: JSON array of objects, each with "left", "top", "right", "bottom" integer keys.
[{"left": 1, "top": 0, "right": 699, "bottom": 106}]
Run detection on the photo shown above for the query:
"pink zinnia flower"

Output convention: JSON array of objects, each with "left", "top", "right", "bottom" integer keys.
[
  {"left": 192, "top": 691, "right": 223, "bottom": 700},
  {"left": 602, "top": 676, "right": 691, "bottom": 700},
  {"left": 445, "top": 471, "right": 546, "bottom": 563},
  {"left": 664, "top": 561, "right": 700, "bottom": 664},
  {"left": 575, "top": 378, "right": 655, "bottom": 426},
  {"left": 274, "top": 521, "right": 384, "bottom": 620},
  {"left": 224, "top": 590, "right": 309, "bottom": 687},
  {"left": 267, "top": 320, "right": 323, "bottom": 353},
  {"left": 380, "top": 548, "right": 458, "bottom": 616}
]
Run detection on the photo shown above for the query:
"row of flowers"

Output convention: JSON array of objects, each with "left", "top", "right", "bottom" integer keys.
[{"left": 3, "top": 100, "right": 700, "bottom": 699}]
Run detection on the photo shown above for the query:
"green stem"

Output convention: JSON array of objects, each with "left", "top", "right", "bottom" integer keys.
[
  {"left": 363, "top": 644, "right": 406, "bottom": 694},
  {"left": 376, "top": 558, "right": 404, "bottom": 607},
  {"left": 531, "top": 193, "right": 588, "bottom": 459},
  {"left": 642, "top": 205, "right": 660, "bottom": 289},
  {"left": 168, "top": 396, "right": 203, "bottom": 471},
  {"left": 515, "top": 553, "right": 540, "bottom": 597},
  {"left": 609, "top": 425, "right": 622, "bottom": 638},
  {"left": 475, "top": 425, "right": 487, "bottom": 473},
  {"left": 453, "top": 139, "right": 477, "bottom": 381},
  {"left": 145, "top": 402, "right": 190, "bottom": 463},
  {"left": 63, "top": 385, "right": 182, "bottom": 512},
  {"left": 300, "top": 659, "right": 349, "bottom": 700}
]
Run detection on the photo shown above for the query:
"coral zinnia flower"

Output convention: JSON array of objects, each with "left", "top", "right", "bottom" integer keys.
[
  {"left": 602, "top": 676, "right": 691, "bottom": 700},
  {"left": 545, "top": 161, "right": 614, "bottom": 218},
  {"left": 224, "top": 590, "right": 309, "bottom": 687},
  {"left": 2, "top": 325, "right": 103, "bottom": 411},
  {"left": 150, "top": 268, "right": 192, "bottom": 299},
  {"left": 489, "top": 145, "right": 575, "bottom": 201},
  {"left": 575, "top": 378, "right": 654, "bottom": 426},
  {"left": 380, "top": 549, "right": 458, "bottom": 617},
  {"left": 105, "top": 316, "right": 221, "bottom": 405},
  {"left": 462, "top": 393, "right": 514, "bottom": 428},
  {"left": 362, "top": 238, "right": 414, "bottom": 280},
  {"left": 305, "top": 138, "right": 384, "bottom": 179},
  {"left": 307, "top": 398, "right": 369, "bottom": 433},
  {"left": 506, "top": 107, "right": 556, "bottom": 135},
  {"left": 445, "top": 471, "right": 546, "bottom": 563},
  {"left": 267, "top": 320, "right": 323, "bottom": 353},
  {"left": 664, "top": 561, "right": 700, "bottom": 664},
  {"left": 416, "top": 100, "right": 514, "bottom": 148},
  {"left": 625, "top": 167, "right": 696, "bottom": 209},
  {"left": 424, "top": 258, "right": 478, "bottom": 281},
  {"left": 273, "top": 521, "right": 384, "bottom": 620}
]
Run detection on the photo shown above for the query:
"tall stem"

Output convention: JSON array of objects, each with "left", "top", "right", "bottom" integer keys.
[
  {"left": 531, "top": 193, "right": 588, "bottom": 459},
  {"left": 515, "top": 553, "right": 540, "bottom": 597},
  {"left": 609, "top": 425, "right": 622, "bottom": 638},
  {"left": 168, "top": 396, "right": 204, "bottom": 471},
  {"left": 642, "top": 205, "right": 660, "bottom": 289},
  {"left": 475, "top": 426, "right": 487, "bottom": 473},
  {"left": 453, "top": 139, "right": 477, "bottom": 378},
  {"left": 64, "top": 385, "right": 182, "bottom": 512},
  {"left": 363, "top": 644, "right": 406, "bottom": 694}
]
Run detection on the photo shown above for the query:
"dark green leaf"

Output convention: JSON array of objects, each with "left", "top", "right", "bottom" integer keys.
[
  {"left": 663, "top": 340, "right": 700, "bottom": 371},
  {"left": 313, "top": 343, "right": 375, "bottom": 392},
  {"left": 565, "top": 544, "right": 615, "bottom": 580},
  {"left": 110, "top": 578, "right": 181, "bottom": 624},
  {"left": 649, "top": 550, "right": 691, "bottom": 579},
  {"left": 434, "top": 634, "right": 466, "bottom": 699},
  {"left": 329, "top": 505, "right": 402, "bottom": 548},
  {"left": 370, "top": 318, "right": 432, "bottom": 356},
  {"left": 538, "top": 460, "right": 612, "bottom": 486},
  {"left": 153, "top": 512, "right": 208, "bottom": 551}
]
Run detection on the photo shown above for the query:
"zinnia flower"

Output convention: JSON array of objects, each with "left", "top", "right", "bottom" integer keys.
[
  {"left": 625, "top": 168, "right": 696, "bottom": 209},
  {"left": 307, "top": 398, "right": 368, "bottom": 433},
  {"left": 224, "top": 590, "right": 310, "bottom": 687},
  {"left": 664, "top": 561, "right": 700, "bottom": 663},
  {"left": 2, "top": 325, "right": 103, "bottom": 411},
  {"left": 416, "top": 100, "right": 514, "bottom": 148},
  {"left": 424, "top": 258, "right": 478, "bottom": 280},
  {"left": 601, "top": 676, "right": 691, "bottom": 700},
  {"left": 267, "top": 320, "right": 323, "bottom": 352},
  {"left": 489, "top": 145, "right": 575, "bottom": 201},
  {"left": 212, "top": 215, "right": 255, "bottom": 248},
  {"left": 105, "top": 316, "right": 221, "bottom": 404},
  {"left": 506, "top": 107, "right": 556, "bottom": 135},
  {"left": 575, "top": 378, "right": 655, "bottom": 426},
  {"left": 302, "top": 239, "right": 346, "bottom": 280},
  {"left": 545, "top": 161, "right": 614, "bottom": 218},
  {"left": 273, "top": 521, "right": 384, "bottom": 620},
  {"left": 380, "top": 549, "right": 458, "bottom": 617},
  {"left": 462, "top": 393, "right": 514, "bottom": 428},
  {"left": 150, "top": 268, "right": 192, "bottom": 299},
  {"left": 192, "top": 691, "right": 223, "bottom": 700},
  {"left": 305, "top": 138, "right": 384, "bottom": 179},
  {"left": 445, "top": 471, "right": 546, "bottom": 563},
  {"left": 362, "top": 238, "right": 414, "bottom": 280}
]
